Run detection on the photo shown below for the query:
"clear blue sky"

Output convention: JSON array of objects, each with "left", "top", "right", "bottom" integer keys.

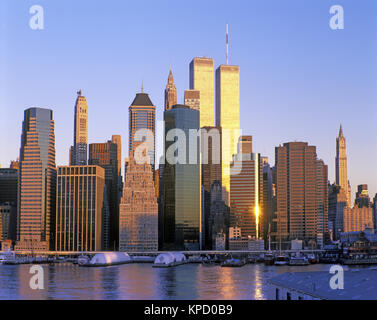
[{"left": 1, "top": 0, "right": 377, "bottom": 200}]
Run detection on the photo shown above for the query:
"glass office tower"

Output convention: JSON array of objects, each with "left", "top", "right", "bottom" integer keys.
[{"left": 163, "top": 105, "right": 200, "bottom": 250}]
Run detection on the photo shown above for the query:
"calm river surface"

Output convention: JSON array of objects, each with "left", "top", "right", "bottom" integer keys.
[{"left": 0, "top": 263, "right": 339, "bottom": 300}]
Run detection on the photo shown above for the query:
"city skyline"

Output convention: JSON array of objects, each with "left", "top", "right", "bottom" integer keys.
[{"left": 1, "top": 0, "right": 376, "bottom": 200}]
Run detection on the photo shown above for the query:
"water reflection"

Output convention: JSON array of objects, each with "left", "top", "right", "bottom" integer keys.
[{"left": 0, "top": 263, "right": 334, "bottom": 300}]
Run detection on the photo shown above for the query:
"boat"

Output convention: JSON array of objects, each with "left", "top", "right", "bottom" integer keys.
[
  {"left": 0, "top": 250, "right": 15, "bottom": 264},
  {"left": 264, "top": 252, "right": 274, "bottom": 265},
  {"left": 77, "top": 255, "right": 90, "bottom": 266},
  {"left": 274, "top": 255, "right": 288, "bottom": 266},
  {"left": 221, "top": 258, "right": 246, "bottom": 267},
  {"left": 288, "top": 256, "right": 309, "bottom": 266}
]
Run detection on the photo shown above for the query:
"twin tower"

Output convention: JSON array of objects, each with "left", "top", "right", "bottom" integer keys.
[{"left": 165, "top": 57, "right": 240, "bottom": 204}]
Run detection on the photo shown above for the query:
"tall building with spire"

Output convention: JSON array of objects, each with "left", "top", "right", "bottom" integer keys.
[
  {"left": 164, "top": 69, "right": 177, "bottom": 111},
  {"left": 336, "top": 125, "right": 351, "bottom": 207},
  {"left": 16, "top": 108, "right": 56, "bottom": 251},
  {"left": 70, "top": 90, "right": 88, "bottom": 165},
  {"left": 128, "top": 87, "right": 155, "bottom": 173}
]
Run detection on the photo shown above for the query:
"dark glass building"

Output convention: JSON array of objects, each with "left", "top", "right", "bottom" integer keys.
[{"left": 162, "top": 105, "right": 201, "bottom": 250}]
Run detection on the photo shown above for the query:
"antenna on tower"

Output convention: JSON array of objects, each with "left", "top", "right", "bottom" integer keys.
[
  {"left": 141, "top": 81, "right": 144, "bottom": 93},
  {"left": 226, "top": 24, "right": 229, "bottom": 65}
]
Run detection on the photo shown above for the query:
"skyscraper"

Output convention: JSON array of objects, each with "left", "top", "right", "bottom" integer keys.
[
  {"left": 275, "top": 142, "right": 328, "bottom": 248},
  {"left": 70, "top": 90, "right": 88, "bottom": 166},
  {"left": 189, "top": 57, "right": 214, "bottom": 127},
  {"left": 373, "top": 194, "right": 377, "bottom": 231},
  {"left": 163, "top": 105, "right": 201, "bottom": 250},
  {"left": 55, "top": 165, "right": 106, "bottom": 251},
  {"left": 128, "top": 88, "right": 155, "bottom": 172},
  {"left": 336, "top": 125, "right": 351, "bottom": 207},
  {"left": 164, "top": 68, "right": 177, "bottom": 111},
  {"left": 119, "top": 157, "right": 158, "bottom": 252},
  {"left": 230, "top": 136, "right": 263, "bottom": 240},
  {"left": 17, "top": 107, "right": 56, "bottom": 251},
  {"left": 215, "top": 64, "right": 240, "bottom": 205},
  {"left": 89, "top": 135, "right": 122, "bottom": 250}
]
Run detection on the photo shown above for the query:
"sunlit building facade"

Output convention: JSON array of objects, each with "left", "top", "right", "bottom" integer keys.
[
  {"left": 164, "top": 69, "right": 177, "bottom": 111},
  {"left": 216, "top": 64, "right": 240, "bottom": 205},
  {"left": 336, "top": 125, "right": 351, "bottom": 207},
  {"left": 189, "top": 57, "right": 214, "bottom": 127},
  {"left": 17, "top": 107, "right": 56, "bottom": 251},
  {"left": 70, "top": 90, "right": 88, "bottom": 166},
  {"left": 55, "top": 165, "right": 106, "bottom": 251}
]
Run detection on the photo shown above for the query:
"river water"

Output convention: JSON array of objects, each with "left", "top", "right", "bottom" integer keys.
[{"left": 0, "top": 263, "right": 339, "bottom": 300}]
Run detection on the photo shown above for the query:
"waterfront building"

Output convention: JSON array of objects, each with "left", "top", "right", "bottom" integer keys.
[
  {"left": 0, "top": 168, "right": 18, "bottom": 204},
  {"left": 189, "top": 57, "right": 214, "bottom": 127},
  {"left": 164, "top": 68, "right": 177, "bottom": 111},
  {"left": 336, "top": 125, "right": 351, "bottom": 207},
  {"left": 119, "top": 157, "right": 158, "bottom": 252},
  {"left": 343, "top": 206, "right": 374, "bottom": 233},
  {"left": 128, "top": 88, "right": 156, "bottom": 173},
  {"left": 184, "top": 90, "right": 200, "bottom": 111},
  {"left": 16, "top": 107, "right": 56, "bottom": 251},
  {"left": 162, "top": 105, "right": 201, "bottom": 250},
  {"left": 89, "top": 135, "right": 122, "bottom": 250},
  {"left": 215, "top": 64, "right": 240, "bottom": 205},
  {"left": 70, "top": 90, "right": 88, "bottom": 166},
  {"left": 354, "top": 184, "right": 371, "bottom": 208},
  {"left": 0, "top": 202, "right": 17, "bottom": 241},
  {"left": 275, "top": 142, "right": 328, "bottom": 248},
  {"left": 55, "top": 165, "right": 107, "bottom": 251},
  {"left": 230, "top": 136, "right": 263, "bottom": 240},
  {"left": 328, "top": 184, "right": 347, "bottom": 240}
]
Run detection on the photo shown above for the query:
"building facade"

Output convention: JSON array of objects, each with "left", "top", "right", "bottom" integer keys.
[
  {"left": 0, "top": 203, "right": 17, "bottom": 241},
  {"left": 119, "top": 157, "right": 158, "bottom": 252},
  {"left": 184, "top": 90, "right": 200, "bottom": 111},
  {"left": 328, "top": 184, "right": 347, "bottom": 240},
  {"left": 354, "top": 184, "right": 371, "bottom": 208},
  {"left": 335, "top": 125, "right": 351, "bottom": 207},
  {"left": 189, "top": 57, "right": 214, "bottom": 127},
  {"left": 0, "top": 168, "right": 18, "bottom": 204},
  {"left": 230, "top": 136, "right": 263, "bottom": 240},
  {"left": 215, "top": 64, "right": 240, "bottom": 205},
  {"left": 17, "top": 108, "right": 56, "bottom": 251},
  {"left": 89, "top": 135, "right": 122, "bottom": 250},
  {"left": 70, "top": 90, "right": 88, "bottom": 166},
  {"left": 128, "top": 90, "right": 156, "bottom": 172},
  {"left": 343, "top": 206, "right": 374, "bottom": 233},
  {"left": 55, "top": 165, "right": 106, "bottom": 251},
  {"left": 164, "top": 69, "right": 177, "bottom": 111},
  {"left": 275, "top": 142, "right": 328, "bottom": 248},
  {"left": 162, "top": 105, "right": 201, "bottom": 250}
]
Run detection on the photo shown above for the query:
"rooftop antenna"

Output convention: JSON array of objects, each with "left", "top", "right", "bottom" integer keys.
[
  {"left": 77, "top": 89, "right": 82, "bottom": 96},
  {"left": 141, "top": 81, "right": 144, "bottom": 93},
  {"left": 226, "top": 24, "right": 229, "bottom": 65}
]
